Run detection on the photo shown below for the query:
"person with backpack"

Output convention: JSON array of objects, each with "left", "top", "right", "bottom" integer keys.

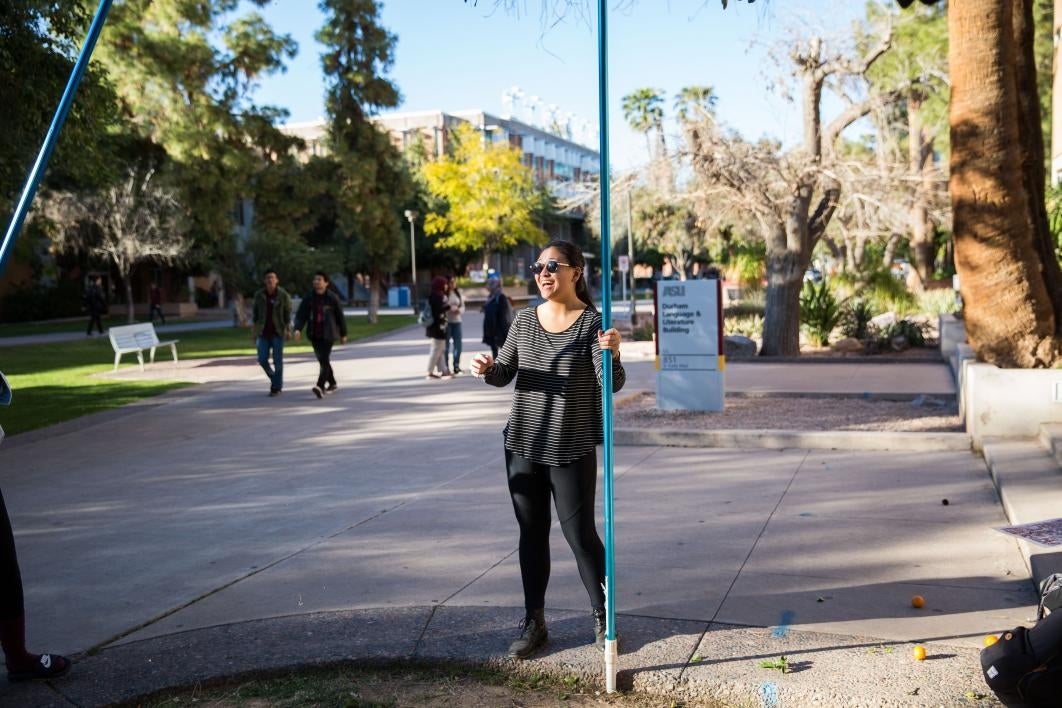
[
  {"left": 470, "top": 239, "right": 625, "bottom": 659},
  {"left": 424, "top": 276, "right": 451, "bottom": 379},
  {"left": 481, "top": 275, "right": 513, "bottom": 358},
  {"left": 293, "top": 271, "right": 347, "bottom": 398},
  {"left": 0, "top": 372, "right": 71, "bottom": 682},
  {"left": 981, "top": 573, "right": 1062, "bottom": 705}
]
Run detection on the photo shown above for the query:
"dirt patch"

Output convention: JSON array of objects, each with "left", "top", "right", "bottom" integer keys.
[
  {"left": 615, "top": 391, "right": 962, "bottom": 433},
  {"left": 140, "top": 663, "right": 720, "bottom": 707}
]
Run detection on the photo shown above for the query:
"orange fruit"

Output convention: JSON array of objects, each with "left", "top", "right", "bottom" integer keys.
[
  {"left": 984, "top": 634, "right": 999, "bottom": 647},
  {"left": 912, "top": 645, "right": 927, "bottom": 661},
  {"left": 911, "top": 595, "right": 925, "bottom": 608}
]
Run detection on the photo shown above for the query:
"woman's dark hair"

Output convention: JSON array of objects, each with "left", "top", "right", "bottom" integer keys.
[
  {"left": 542, "top": 239, "right": 596, "bottom": 312},
  {"left": 314, "top": 270, "right": 330, "bottom": 284}
]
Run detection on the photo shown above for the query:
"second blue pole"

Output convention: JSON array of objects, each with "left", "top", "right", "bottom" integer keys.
[{"left": 595, "top": 0, "right": 618, "bottom": 694}]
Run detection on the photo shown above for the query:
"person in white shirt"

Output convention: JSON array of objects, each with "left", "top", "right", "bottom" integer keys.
[{"left": 445, "top": 276, "right": 466, "bottom": 374}]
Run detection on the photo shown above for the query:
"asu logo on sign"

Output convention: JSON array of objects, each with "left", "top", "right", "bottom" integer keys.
[{"left": 662, "top": 285, "right": 685, "bottom": 297}]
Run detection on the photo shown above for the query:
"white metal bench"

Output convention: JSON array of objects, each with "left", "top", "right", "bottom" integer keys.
[{"left": 108, "top": 323, "right": 179, "bottom": 372}]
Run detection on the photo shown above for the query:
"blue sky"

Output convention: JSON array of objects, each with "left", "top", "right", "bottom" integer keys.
[{"left": 246, "top": 1, "right": 869, "bottom": 169}]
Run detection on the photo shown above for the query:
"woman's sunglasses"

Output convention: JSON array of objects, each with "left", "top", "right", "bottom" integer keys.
[{"left": 529, "top": 259, "right": 572, "bottom": 275}]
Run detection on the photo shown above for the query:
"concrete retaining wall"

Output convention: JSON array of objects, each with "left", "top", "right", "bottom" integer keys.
[{"left": 964, "top": 363, "right": 1062, "bottom": 447}]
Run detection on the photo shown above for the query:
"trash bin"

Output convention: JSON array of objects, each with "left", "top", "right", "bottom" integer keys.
[{"left": 387, "top": 286, "right": 410, "bottom": 308}]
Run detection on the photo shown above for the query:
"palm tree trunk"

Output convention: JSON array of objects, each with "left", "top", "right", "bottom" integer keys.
[
  {"left": 1014, "top": 0, "right": 1062, "bottom": 332},
  {"left": 949, "top": 0, "right": 1060, "bottom": 367}
]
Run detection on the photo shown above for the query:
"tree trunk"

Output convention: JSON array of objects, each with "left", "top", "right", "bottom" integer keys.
[
  {"left": 368, "top": 267, "right": 381, "bottom": 324},
  {"left": 1014, "top": 0, "right": 1062, "bottom": 332},
  {"left": 908, "top": 91, "right": 935, "bottom": 287},
  {"left": 949, "top": 1, "right": 1060, "bottom": 367},
  {"left": 882, "top": 233, "right": 902, "bottom": 271},
  {"left": 760, "top": 222, "right": 804, "bottom": 356},
  {"left": 124, "top": 274, "right": 135, "bottom": 324},
  {"left": 231, "top": 292, "right": 249, "bottom": 327}
]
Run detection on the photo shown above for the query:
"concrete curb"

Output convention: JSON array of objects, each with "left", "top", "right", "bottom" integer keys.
[
  {"left": 0, "top": 606, "right": 996, "bottom": 708},
  {"left": 615, "top": 427, "right": 972, "bottom": 452},
  {"left": 982, "top": 437, "right": 1062, "bottom": 594}
]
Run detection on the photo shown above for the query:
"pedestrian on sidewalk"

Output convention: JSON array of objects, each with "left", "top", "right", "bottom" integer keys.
[
  {"left": 293, "top": 271, "right": 347, "bottom": 398},
  {"left": 83, "top": 276, "right": 106, "bottom": 336},
  {"left": 0, "top": 372, "right": 71, "bottom": 682},
  {"left": 424, "top": 276, "right": 451, "bottom": 380},
  {"left": 445, "top": 275, "right": 465, "bottom": 374},
  {"left": 470, "top": 239, "right": 625, "bottom": 659},
  {"left": 149, "top": 283, "right": 166, "bottom": 326},
  {"left": 481, "top": 275, "right": 513, "bottom": 359},
  {"left": 252, "top": 269, "right": 292, "bottom": 397}
]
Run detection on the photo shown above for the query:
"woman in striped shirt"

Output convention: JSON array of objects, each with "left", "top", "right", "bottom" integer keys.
[{"left": 471, "top": 239, "right": 626, "bottom": 659}]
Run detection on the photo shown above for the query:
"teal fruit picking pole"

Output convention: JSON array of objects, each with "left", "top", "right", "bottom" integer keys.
[
  {"left": 596, "top": 0, "right": 619, "bottom": 693},
  {"left": 0, "top": 0, "right": 114, "bottom": 279}
]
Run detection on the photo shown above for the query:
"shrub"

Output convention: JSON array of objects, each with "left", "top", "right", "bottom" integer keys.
[
  {"left": 632, "top": 318, "right": 655, "bottom": 341},
  {"left": 725, "top": 313, "right": 763, "bottom": 338},
  {"left": 878, "top": 318, "right": 928, "bottom": 348},
  {"left": 832, "top": 268, "right": 916, "bottom": 315},
  {"left": 839, "top": 298, "right": 876, "bottom": 340},
  {"left": 916, "top": 288, "right": 960, "bottom": 316},
  {"left": 799, "top": 279, "right": 844, "bottom": 346},
  {"left": 0, "top": 280, "right": 85, "bottom": 322}
]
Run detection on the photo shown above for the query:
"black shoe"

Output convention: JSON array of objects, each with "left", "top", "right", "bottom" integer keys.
[
  {"left": 7, "top": 653, "right": 71, "bottom": 682},
  {"left": 312, "top": 386, "right": 323, "bottom": 399},
  {"left": 269, "top": 389, "right": 281, "bottom": 397},
  {"left": 508, "top": 610, "right": 547, "bottom": 659},
  {"left": 324, "top": 384, "right": 337, "bottom": 394},
  {"left": 593, "top": 608, "right": 607, "bottom": 650}
]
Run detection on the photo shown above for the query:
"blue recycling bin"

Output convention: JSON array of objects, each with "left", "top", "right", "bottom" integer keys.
[{"left": 387, "top": 286, "right": 410, "bottom": 308}]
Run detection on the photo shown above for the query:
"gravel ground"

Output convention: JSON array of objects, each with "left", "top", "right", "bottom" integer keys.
[{"left": 615, "top": 392, "right": 963, "bottom": 433}]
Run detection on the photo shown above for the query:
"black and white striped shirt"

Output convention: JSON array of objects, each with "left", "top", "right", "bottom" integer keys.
[{"left": 484, "top": 306, "right": 626, "bottom": 466}]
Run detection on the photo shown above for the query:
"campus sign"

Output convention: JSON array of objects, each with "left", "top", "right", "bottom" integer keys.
[{"left": 655, "top": 279, "right": 724, "bottom": 411}]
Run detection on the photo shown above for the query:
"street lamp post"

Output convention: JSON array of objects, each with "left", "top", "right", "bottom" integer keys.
[{"left": 404, "top": 209, "right": 418, "bottom": 313}]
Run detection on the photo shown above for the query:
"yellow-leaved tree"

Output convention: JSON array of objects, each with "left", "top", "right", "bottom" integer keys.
[{"left": 422, "top": 123, "right": 547, "bottom": 267}]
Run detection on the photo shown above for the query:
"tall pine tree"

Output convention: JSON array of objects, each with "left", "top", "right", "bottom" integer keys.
[{"left": 317, "top": 0, "right": 412, "bottom": 322}]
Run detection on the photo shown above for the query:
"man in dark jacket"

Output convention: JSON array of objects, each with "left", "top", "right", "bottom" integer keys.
[
  {"left": 83, "top": 276, "right": 106, "bottom": 336},
  {"left": 481, "top": 276, "right": 513, "bottom": 358},
  {"left": 293, "top": 271, "right": 347, "bottom": 398},
  {"left": 252, "top": 269, "right": 293, "bottom": 397}
]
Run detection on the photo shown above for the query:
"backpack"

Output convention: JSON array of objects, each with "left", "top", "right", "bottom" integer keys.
[
  {"left": 416, "top": 300, "right": 433, "bottom": 327},
  {"left": 1038, "top": 573, "right": 1062, "bottom": 621},
  {"left": 981, "top": 600, "right": 1062, "bottom": 706}
]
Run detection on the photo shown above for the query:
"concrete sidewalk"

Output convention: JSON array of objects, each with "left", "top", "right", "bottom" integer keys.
[{"left": 0, "top": 314, "right": 1026, "bottom": 707}]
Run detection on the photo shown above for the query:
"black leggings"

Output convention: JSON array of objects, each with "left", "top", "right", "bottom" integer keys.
[
  {"left": 0, "top": 488, "right": 25, "bottom": 620},
  {"left": 506, "top": 449, "right": 605, "bottom": 613},
  {"left": 311, "top": 339, "right": 335, "bottom": 388}
]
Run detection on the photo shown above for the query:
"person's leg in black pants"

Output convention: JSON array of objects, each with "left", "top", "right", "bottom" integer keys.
[
  {"left": 0, "top": 487, "right": 70, "bottom": 679},
  {"left": 548, "top": 450, "right": 606, "bottom": 611},
  {"left": 311, "top": 339, "right": 335, "bottom": 389},
  {"left": 505, "top": 451, "right": 553, "bottom": 613}
]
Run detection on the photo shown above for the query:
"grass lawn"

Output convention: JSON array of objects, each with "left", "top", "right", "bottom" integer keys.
[
  {"left": 0, "top": 315, "right": 194, "bottom": 338},
  {"left": 0, "top": 316, "right": 416, "bottom": 437}
]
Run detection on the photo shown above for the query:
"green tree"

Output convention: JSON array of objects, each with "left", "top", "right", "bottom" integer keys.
[
  {"left": 422, "top": 123, "right": 547, "bottom": 266},
  {"left": 95, "top": 0, "right": 298, "bottom": 321},
  {"left": 1, "top": 2, "right": 122, "bottom": 224},
  {"left": 318, "top": 0, "right": 412, "bottom": 322},
  {"left": 864, "top": 1, "right": 948, "bottom": 285}
]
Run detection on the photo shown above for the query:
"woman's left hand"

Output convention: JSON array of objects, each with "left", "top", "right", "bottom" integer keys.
[{"left": 598, "top": 327, "right": 621, "bottom": 359}]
